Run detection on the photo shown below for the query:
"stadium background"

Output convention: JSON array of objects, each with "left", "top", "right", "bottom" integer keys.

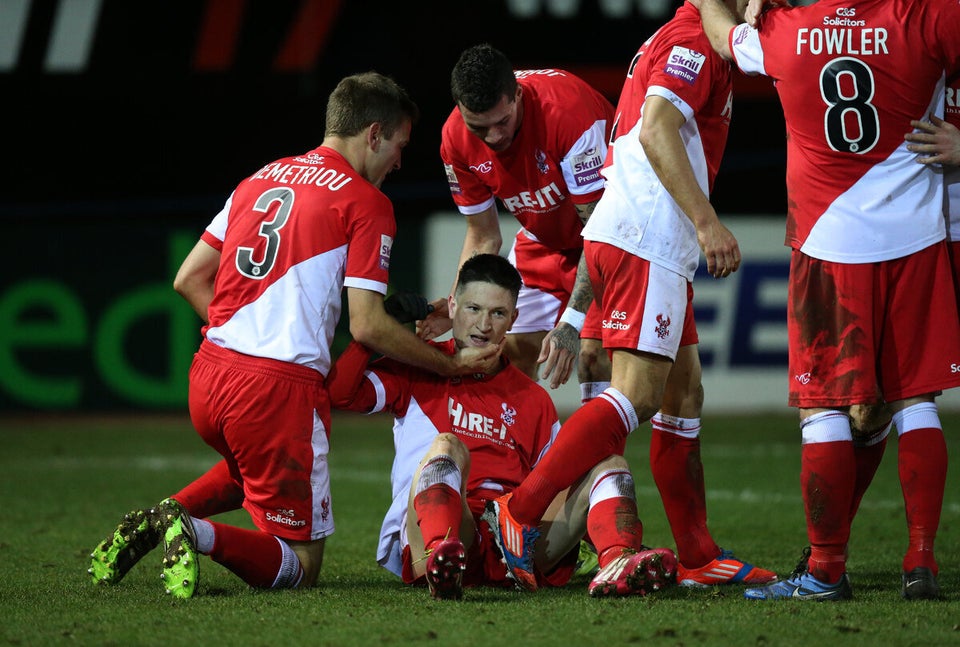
[{"left": 7, "top": 0, "right": 941, "bottom": 414}]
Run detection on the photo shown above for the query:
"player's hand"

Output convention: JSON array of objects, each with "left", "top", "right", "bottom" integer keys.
[
  {"left": 698, "top": 218, "right": 741, "bottom": 279},
  {"left": 416, "top": 298, "right": 452, "bottom": 340},
  {"left": 745, "top": 0, "right": 788, "bottom": 27},
  {"left": 537, "top": 324, "right": 579, "bottom": 389},
  {"left": 384, "top": 291, "right": 433, "bottom": 324},
  {"left": 451, "top": 336, "right": 504, "bottom": 375},
  {"left": 905, "top": 114, "right": 960, "bottom": 166}
]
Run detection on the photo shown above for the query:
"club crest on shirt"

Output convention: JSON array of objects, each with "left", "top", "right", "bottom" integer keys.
[
  {"left": 379, "top": 234, "right": 393, "bottom": 270},
  {"left": 444, "top": 163, "right": 462, "bottom": 195},
  {"left": 501, "top": 402, "right": 517, "bottom": 426},
  {"left": 535, "top": 149, "right": 549, "bottom": 174},
  {"left": 664, "top": 46, "right": 705, "bottom": 85}
]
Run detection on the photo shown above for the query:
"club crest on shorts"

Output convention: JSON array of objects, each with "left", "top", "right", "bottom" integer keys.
[{"left": 655, "top": 313, "right": 672, "bottom": 339}]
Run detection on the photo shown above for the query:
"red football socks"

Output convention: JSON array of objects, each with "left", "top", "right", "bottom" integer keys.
[
  {"left": 510, "top": 395, "right": 633, "bottom": 525},
  {"left": 171, "top": 459, "right": 244, "bottom": 518},
  {"left": 898, "top": 427, "right": 946, "bottom": 574},
  {"left": 413, "top": 484, "right": 462, "bottom": 548},
  {"left": 649, "top": 421, "right": 718, "bottom": 568},
  {"left": 588, "top": 497, "right": 644, "bottom": 568}
]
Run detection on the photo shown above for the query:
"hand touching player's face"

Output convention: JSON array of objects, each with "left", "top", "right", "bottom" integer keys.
[
  {"left": 367, "top": 120, "right": 413, "bottom": 188},
  {"left": 458, "top": 86, "right": 522, "bottom": 153},
  {"left": 449, "top": 281, "right": 518, "bottom": 350}
]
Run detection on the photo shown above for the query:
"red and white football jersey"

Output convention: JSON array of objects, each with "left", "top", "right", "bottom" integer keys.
[
  {"left": 330, "top": 338, "right": 560, "bottom": 576},
  {"left": 945, "top": 75, "right": 960, "bottom": 240},
  {"left": 200, "top": 146, "right": 395, "bottom": 376},
  {"left": 730, "top": 0, "right": 960, "bottom": 262},
  {"left": 441, "top": 70, "right": 613, "bottom": 252},
  {"left": 583, "top": 2, "right": 733, "bottom": 281}
]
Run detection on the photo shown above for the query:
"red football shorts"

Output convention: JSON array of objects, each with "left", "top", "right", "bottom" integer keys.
[
  {"left": 188, "top": 340, "right": 333, "bottom": 541},
  {"left": 787, "top": 241, "right": 960, "bottom": 408},
  {"left": 950, "top": 240, "right": 960, "bottom": 306},
  {"left": 507, "top": 229, "right": 603, "bottom": 338},
  {"left": 584, "top": 240, "right": 697, "bottom": 359}
]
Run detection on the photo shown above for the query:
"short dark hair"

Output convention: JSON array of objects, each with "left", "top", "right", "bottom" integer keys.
[
  {"left": 450, "top": 44, "right": 517, "bottom": 113},
  {"left": 456, "top": 254, "right": 522, "bottom": 302},
  {"left": 325, "top": 71, "right": 419, "bottom": 139}
]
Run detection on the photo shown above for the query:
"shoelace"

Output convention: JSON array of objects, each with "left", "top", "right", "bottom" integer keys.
[
  {"left": 790, "top": 546, "right": 812, "bottom": 579},
  {"left": 411, "top": 527, "right": 454, "bottom": 567}
]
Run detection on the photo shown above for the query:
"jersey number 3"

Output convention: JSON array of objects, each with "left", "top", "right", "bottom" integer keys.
[{"left": 236, "top": 187, "right": 294, "bottom": 280}]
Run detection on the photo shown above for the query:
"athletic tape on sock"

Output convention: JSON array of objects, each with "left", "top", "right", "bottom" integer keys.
[{"left": 416, "top": 454, "right": 461, "bottom": 492}]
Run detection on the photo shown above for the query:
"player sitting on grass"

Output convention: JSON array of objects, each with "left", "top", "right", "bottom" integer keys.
[{"left": 325, "top": 253, "right": 677, "bottom": 598}]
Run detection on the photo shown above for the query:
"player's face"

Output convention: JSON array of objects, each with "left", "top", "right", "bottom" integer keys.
[
  {"left": 367, "top": 119, "right": 412, "bottom": 188},
  {"left": 458, "top": 86, "right": 522, "bottom": 153},
  {"left": 449, "top": 281, "right": 518, "bottom": 350}
]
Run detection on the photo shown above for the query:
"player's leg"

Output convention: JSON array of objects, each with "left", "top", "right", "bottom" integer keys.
[
  {"left": 653, "top": 344, "right": 776, "bottom": 586},
  {"left": 498, "top": 245, "right": 683, "bottom": 527},
  {"left": 535, "top": 455, "right": 676, "bottom": 596},
  {"left": 89, "top": 447, "right": 248, "bottom": 585},
  {"left": 404, "top": 433, "right": 471, "bottom": 599},
  {"left": 651, "top": 344, "right": 716, "bottom": 569},
  {"left": 486, "top": 244, "right": 679, "bottom": 588},
  {"left": 570, "top": 331, "right": 611, "bottom": 575},
  {"left": 746, "top": 254, "right": 874, "bottom": 601},
  {"left": 890, "top": 396, "right": 945, "bottom": 600},
  {"left": 578, "top": 304, "right": 612, "bottom": 403},
  {"left": 170, "top": 342, "right": 329, "bottom": 596},
  {"left": 847, "top": 402, "right": 891, "bottom": 522},
  {"left": 169, "top": 458, "right": 245, "bottom": 518},
  {"left": 881, "top": 242, "right": 960, "bottom": 599}
]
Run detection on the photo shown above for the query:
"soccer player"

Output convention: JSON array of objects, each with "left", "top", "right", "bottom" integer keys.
[
  {"left": 906, "top": 75, "right": 960, "bottom": 296},
  {"left": 426, "top": 43, "right": 773, "bottom": 588},
  {"left": 327, "top": 254, "right": 677, "bottom": 599},
  {"left": 420, "top": 43, "right": 612, "bottom": 396},
  {"left": 483, "top": 0, "right": 778, "bottom": 592},
  {"left": 693, "top": 0, "right": 960, "bottom": 600},
  {"left": 87, "top": 72, "right": 501, "bottom": 598}
]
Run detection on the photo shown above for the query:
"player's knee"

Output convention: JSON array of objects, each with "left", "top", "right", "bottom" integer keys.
[
  {"left": 431, "top": 433, "right": 468, "bottom": 462},
  {"left": 290, "top": 539, "right": 325, "bottom": 587},
  {"left": 592, "top": 454, "right": 629, "bottom": 473},
  {"left": 849, "top": 403, "right": 892, "bottom": 441}
]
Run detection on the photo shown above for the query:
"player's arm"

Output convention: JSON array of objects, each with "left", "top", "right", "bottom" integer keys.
[
  {"left": 640, "top": 95, "right": 740, "bottom": 278},
  {"left": 348, "top": 286, "right": 501, "bottom": 376},
  {"left": 455, "top": 204, "right": 503, "bottom": 294},
  {"left": 328, "top": 292, "right": 430, "bottom": 410},
  {"left": 326, "top": 340, "right": 377, "bottom": 411},
  {"left": 537, "top": 200, "right": 598, "bottom": 388},
  {"left": 418, "top": 203, "right": 502, "bottom": 339},
  {"left": 689, "top": 0, "right": 739, "bottom": 61},
  {"left": 905, "top": 115, "right": 960, "bottom": 166},
  {"left": 172, "top": 239, "right": 220, "bottom": 322}
]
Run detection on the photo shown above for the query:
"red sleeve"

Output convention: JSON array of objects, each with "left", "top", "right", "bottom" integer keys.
[{"left": 326, "top": 341, "right": 379, "bottom": 411}]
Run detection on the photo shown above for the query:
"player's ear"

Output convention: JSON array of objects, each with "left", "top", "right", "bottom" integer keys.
[
  {"left": 509, "top": 307, "right": 519, "bottom": 330},
  {"left": 368, "top": 122, "right": 383, "bottom": 151}
]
